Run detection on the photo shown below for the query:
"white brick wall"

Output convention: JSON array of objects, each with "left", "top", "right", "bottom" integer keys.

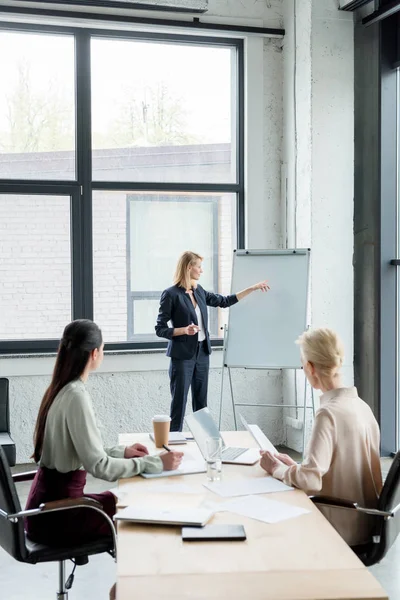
[
  {"left": 93, "top": 190, "right": 128, "bottom": 342},
  {"left": 0, "top": 195, "right": 71, "bottom": 339}
]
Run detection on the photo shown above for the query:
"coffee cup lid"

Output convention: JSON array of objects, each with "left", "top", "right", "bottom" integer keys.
[{"left": 152, "top": 415, "right": 171, "bottom": 422}]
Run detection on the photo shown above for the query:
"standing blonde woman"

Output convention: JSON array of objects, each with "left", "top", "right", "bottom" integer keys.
[
  {"left": 260, "top": 327, "right": 383, "bottom": 547},
  {"left": 155, "top": 251, "right": 269, "bottom": 431}
]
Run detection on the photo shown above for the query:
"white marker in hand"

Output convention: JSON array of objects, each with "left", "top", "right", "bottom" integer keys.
[{"left": 188, "top": 322, "right": 200, "bottom": 335}]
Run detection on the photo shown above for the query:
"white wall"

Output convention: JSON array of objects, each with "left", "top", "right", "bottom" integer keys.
[
  {"left": 2, "top": 353, "right": 284, "bottom": 461},
  {"left": 0, "top": 0, "right": 355, "bottom": 462},
  {"left": 282, "top": 0, "right": 354, "bottom": 451}
]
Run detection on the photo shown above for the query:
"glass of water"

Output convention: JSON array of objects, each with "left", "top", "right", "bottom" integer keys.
[{"left": 205, "top": 437, "right": 222, "bottom": 482}]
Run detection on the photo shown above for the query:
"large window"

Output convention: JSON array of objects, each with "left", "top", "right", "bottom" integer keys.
[{"left": 0, "top": 25, "right": 243, "bottom": 353}]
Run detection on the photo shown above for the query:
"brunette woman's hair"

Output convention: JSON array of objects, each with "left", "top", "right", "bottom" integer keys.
[{"left": 32, "top": 319, "right": 102, "bottom": 463}]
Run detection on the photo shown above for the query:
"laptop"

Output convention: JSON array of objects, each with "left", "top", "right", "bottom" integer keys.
[
  {"left": 185, "top": 408, "right": 260, "bottom": 465},
  {"left": 115, "top": 506, "right": 213, "bottom": 527},
  {"left": 239, "top": 414, "right": 278, "bottom": 454}
]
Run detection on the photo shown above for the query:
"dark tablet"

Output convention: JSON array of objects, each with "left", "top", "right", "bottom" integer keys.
[{"left": 182, "top": 524, "right": 246, "bottom": 542}]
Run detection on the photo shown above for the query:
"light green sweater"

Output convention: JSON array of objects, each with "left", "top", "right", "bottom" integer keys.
[{"left": 39, "top": 379, "right": 163, "bottom": 482}]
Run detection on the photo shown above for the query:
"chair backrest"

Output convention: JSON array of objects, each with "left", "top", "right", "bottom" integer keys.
[
  {"left": 0, "top": 446, "right": 28, "bottom": 561},
  {"left": 0, "top": 378, "right": 10, "bottom": 433},
  {"left": 367, "top": 450, "right": 400, "bottom": 565}
]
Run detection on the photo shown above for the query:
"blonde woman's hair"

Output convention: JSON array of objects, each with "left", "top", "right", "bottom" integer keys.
[
  {"left": 296, "top": 328, "right": 344, "bottom": 382},
  {"left": 174, "top": 251, "right": 203, "bottom": 290}
]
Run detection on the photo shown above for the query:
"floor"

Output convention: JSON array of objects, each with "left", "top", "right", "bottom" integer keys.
[{"left": 0, "top": 460, "right": 399, "bottom": 599}]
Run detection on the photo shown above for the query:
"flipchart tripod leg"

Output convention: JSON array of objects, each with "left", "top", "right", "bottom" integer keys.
[{"left": 228, "top": 367, "right": 238, "bottom": 431}]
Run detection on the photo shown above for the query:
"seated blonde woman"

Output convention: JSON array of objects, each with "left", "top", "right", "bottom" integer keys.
[{"left": 260, "top": 327, "right": 383, "bottom": 547}]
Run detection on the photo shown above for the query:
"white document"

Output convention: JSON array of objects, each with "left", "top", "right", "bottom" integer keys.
[
  {"left": 141, "top": 459, "right": 206, "bottom": 479},
  {"left": 240, "top": 414, "right": 278, "bottom": 454},
  {"left": 149, "top": 483, "right": 203, "bottom": 495},
  {"left": 222, "top": 495, "right": 310, "bottom": 524},
  {"left": 109, "top": 482, "right": 202, "bottom": 501},
  {"left": 248, "top": 424, "right": 278, "bottom": 453},
  {"left": 203, "top": 477, "right": 293, "bottom": 497}
]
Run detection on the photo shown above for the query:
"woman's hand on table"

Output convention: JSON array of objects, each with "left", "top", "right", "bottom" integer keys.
[
  {"left": 160, "top": 451, "right": 184, "bottom": 471},
  {"left": 124, "top": 443, "right": 150, "bottom": 458}
]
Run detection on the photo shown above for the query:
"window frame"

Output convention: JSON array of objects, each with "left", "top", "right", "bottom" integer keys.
[
  {"left": 377, "top": 14, "right": 400, "bottom": 454},
  {"left": 0, "top": 21, "right": 244, "bottom": 354},
  {"left": 19, "top": 0, "right": 208, "bottom": 13}
]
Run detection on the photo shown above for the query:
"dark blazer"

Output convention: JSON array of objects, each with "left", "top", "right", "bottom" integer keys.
[{"left": 155, "top": 284, "right": 238, "bottom": 359}]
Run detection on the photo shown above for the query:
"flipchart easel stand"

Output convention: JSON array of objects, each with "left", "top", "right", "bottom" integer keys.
[{"left": 218, "top": 325, "right": 316, "bottom": 459}]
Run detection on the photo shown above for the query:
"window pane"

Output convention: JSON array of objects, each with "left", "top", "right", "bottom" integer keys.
[
  {"left": 91, "top": 38, "right": 236, "bottom": 184},
  {"left": 93, "top": 191, "right": 236, "bottom": 342},
  {"left": 133, "top": 299, "right": 161, "bottom": 336},
  {"left": 0, "top": 32, "right": 75, "bottom": 180},
  {"left": 0, "top": 195, "right": 72, "bottom": 339}
]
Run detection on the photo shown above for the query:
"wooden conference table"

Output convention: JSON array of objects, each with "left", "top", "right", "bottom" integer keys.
[{"left": 116, "top": 431, "right": 388, "bottom": 600}]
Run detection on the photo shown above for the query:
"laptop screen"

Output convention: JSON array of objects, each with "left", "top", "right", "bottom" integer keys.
[{"left": 185, "top": 408, "right": 225, "bottom": 458}]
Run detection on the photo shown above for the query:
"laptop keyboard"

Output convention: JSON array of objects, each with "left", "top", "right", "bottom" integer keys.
[{"left": 221, "top": 447, "right": 247, "bottom": 461}]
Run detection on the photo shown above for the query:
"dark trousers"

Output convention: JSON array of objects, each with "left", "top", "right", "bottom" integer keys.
[
  {"left": 169, "top": 341, "right": 210, "bottom": 431},
  {"left": 25, "top": 468, "right": 115, "bottom": 546}
]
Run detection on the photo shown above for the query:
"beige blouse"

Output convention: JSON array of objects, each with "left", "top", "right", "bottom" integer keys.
[{"left": 272, "top": 387, "right": 382, "bottom": 546}]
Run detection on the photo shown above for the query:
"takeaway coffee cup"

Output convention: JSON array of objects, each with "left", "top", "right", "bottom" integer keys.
[{"left": 152, "top": 415, "right": 171, "bottom": 448}]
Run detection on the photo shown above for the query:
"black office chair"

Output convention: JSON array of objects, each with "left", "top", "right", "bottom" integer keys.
[
  {"left": 0, "top": 446, "right": 116, "bottom": 599},
  {"left": 0, "top": 378, "right": 16, "bottom": 467},
  {"left": 310, "top": 450, "right": 400, "bottom": 566}
]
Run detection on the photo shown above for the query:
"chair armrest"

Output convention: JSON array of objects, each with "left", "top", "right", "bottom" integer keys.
[
  {"left": 7, "top": 496, "right": 117, "bottom": 560},
  {"left": 39, "top": 497, "right": 102, "bottom": 512},
  {"left": 12, "top": 470, "right": 38, "bottom": 483},
  {"left": 309, "top": 495, "right": 357, "bottom": 509},
  {"left": 310, "top": 495, "right": 394, "bottom": 518}
]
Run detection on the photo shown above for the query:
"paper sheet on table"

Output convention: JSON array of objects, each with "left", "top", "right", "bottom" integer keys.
[
  {"left": 203, "top": 477, "right": 293, "bottom": 497},
  {"left": 141, "top": 460, "right": 206, "bottom": 479},
  {"left": 110, "top": 481, "right": 204, "bottom": 504},
  {"left": 221, "top": 495, "right": 310, "bottom": 524},
  {"left": 147, "top": 483, "right": 204, "bottom": 495}
]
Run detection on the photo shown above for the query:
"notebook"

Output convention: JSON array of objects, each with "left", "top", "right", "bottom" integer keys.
[
  {"left": 115, "top": 506, "right": 213, "bottom": 527},
  {"left": 149, "top": 432, "right": 187, "bottom": 445}
]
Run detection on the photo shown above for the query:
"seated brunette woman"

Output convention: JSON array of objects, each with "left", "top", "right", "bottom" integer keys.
[
  {"left": 25, "top": 319, "right": 183, "bottom": 547},
  {"left": 260, "top": 327, "right": 382, "bottom": 547}
]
